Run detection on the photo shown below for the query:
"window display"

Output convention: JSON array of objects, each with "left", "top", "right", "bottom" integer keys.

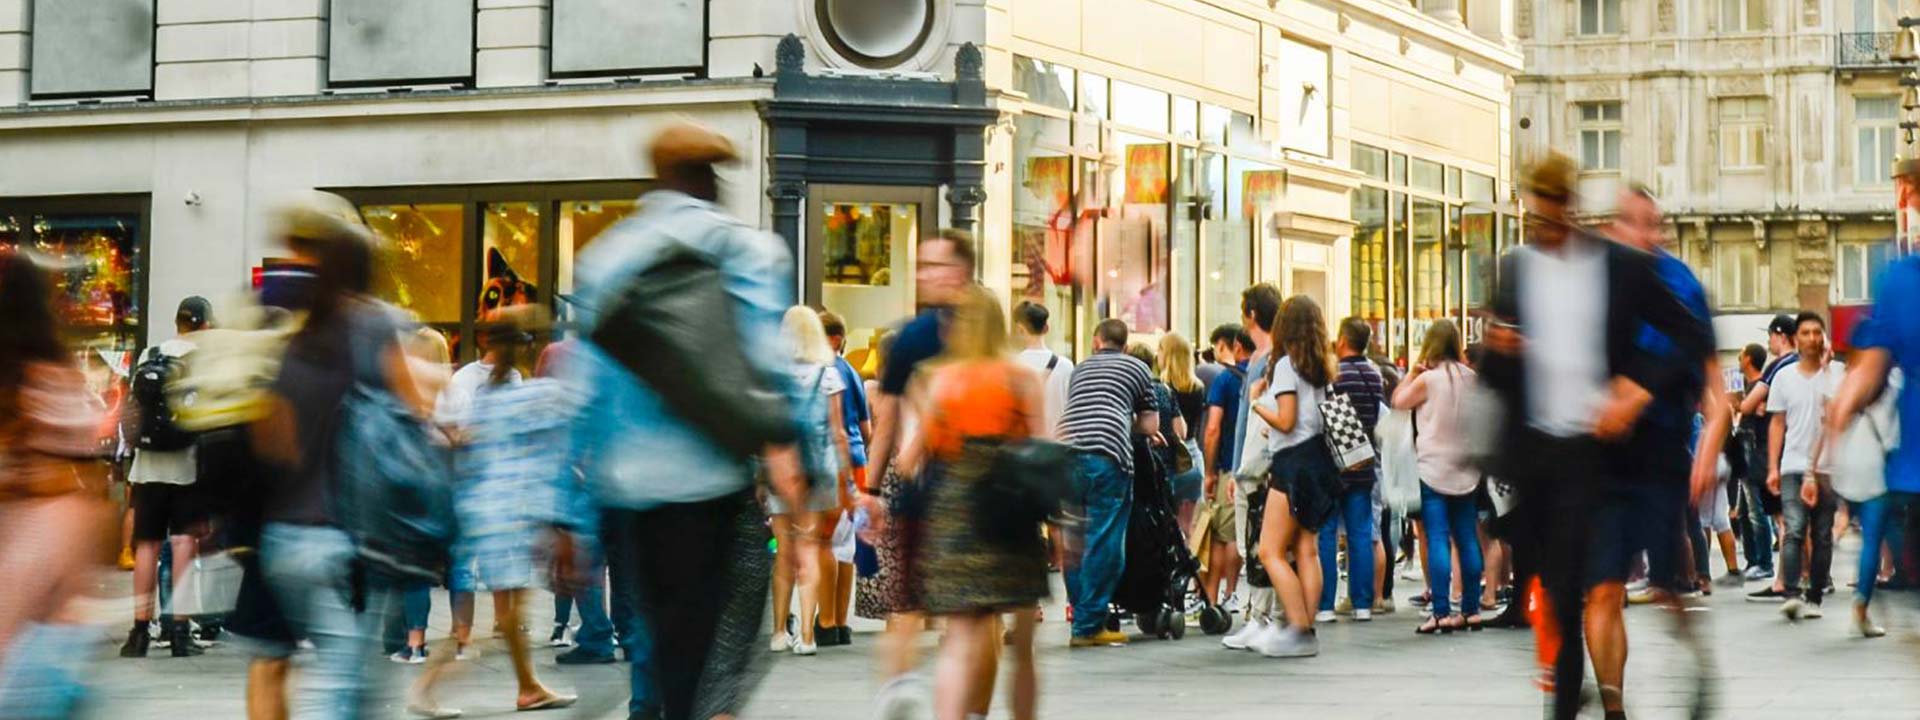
[
  {"left": 1410, "top": 198, "right": 1445, "bottom": 334},
  {"left": 1101, "top": 132, "right": 1170, "bottom": 334},
  {"left": 557, "top": 199, "right": 637, "bottom": 305},
  {"left": 1352, "top": 188, "right": 1390, "bottom": 356},
  {"left": 480, "top": 202, "right": 542, "bottom": 317},
  {"left": 1013, "top": 124, "right": 1078, "bottom": 354},
  {"left": 22, "top": 213, "right": 143, "bottom": 353},
  {"left": 822, "top": 203, "right": 907, "bottom": 286},
  {"left": 363, "top": 203, "right": 467, "bottom": 328}
]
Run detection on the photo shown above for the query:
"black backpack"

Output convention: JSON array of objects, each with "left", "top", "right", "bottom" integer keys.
[{"left": 132, "top": 347, "right": 196, "bottom": 451}]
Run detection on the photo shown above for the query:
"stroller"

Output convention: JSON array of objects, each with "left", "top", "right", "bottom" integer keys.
[{"left": 1108, "top": 437, "right": 1200, "bottom": 640}]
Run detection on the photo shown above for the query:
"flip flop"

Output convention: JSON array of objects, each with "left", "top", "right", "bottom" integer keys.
[
  {"left": 516, "top": 694, "right": 579, "bottom": 712},
  {"left": 406, "top": 703, "right": 463, "bottom": 719}
]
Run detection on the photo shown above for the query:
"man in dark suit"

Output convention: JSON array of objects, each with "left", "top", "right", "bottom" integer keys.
[{"left": 1479, "top": 154, "right": 1717, "bottom": 720}]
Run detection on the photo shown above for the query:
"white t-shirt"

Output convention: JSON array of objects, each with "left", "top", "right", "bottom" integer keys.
[
  {"left": 1516, "top": 241, "right": 1609, "bottom": 438},
  {"left": 437, "top": 361, "right": 521, "bottom": 425},
  {"left": 129, "top": 339, "right": 198, "bottom": 486},
  {"left": 1764, "top": 359, "right": 1844, "bottom": 476},
  {"left": 1015, "top": 347, "right": 1074, "bottom": 437},
  {"left": 1263, "top": 354, "right": 1325, "bottom": 452},
  {"left": 793, "top": 362, "right": 847, "bottom": 399}
]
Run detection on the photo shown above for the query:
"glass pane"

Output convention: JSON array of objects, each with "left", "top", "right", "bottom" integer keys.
[
  {"left": 1869, "top": 241, "right": 1893, "bottom": 297},
  {"left": 1016, "top": 113, "right": 1071, "bottom": 149},
  {"left": 1464, "top": 171, "right": 1495, "bottom": 202},
  {"left": 1172, "top": 97, "right": 1198, "bottom": 140},
  {"left": 1013, "top": 130, "right": 1078, "bottom": 356},
  {"left": 1603, "top": 0, "right": 1621, "bottom": 32},
  {"left": 557, "top": 199, "right": 637, "bottom": 313},
  {"left": 1581, "top": 0, "right": 1599, "bottom": 32},
  {"left": 1603, "top": 131, "right": 1622, "bottom": 169},
  {"left": 1199, "top": 151, "right": 1245, "bottom": 333},
  {"left": 28, "top": 213, "right": 142, "bottom": 354},
  {"left": 821, "top": 201, "right": 919, "bottom": 352},
  {"left": 1351, "top": 187, "right": 1391, "bottom": 357},
  {"left": 1228, "top": 111, "right": 1261, "bottom": 150},
  {"left": 1841, "top": 245, "right": 1864, "bottom": 299},
  {"left": 1391, "top": 153, "right": 1408, "bottom": 185},
  {"left": 1388, "top": 192, "right": 1409, "bottom": 366},
  {"left": 479, "top": 202, "right": 541, "bottom": 319},
  {"left": 1111, "top": 80, "right": 1169, "bottom": 133},
  {"left": 1353, "top": 143, "right": 1389, "bottom": 180},
  {"left": 1080, "top": 72, "right": 1109, "bottom": 118},
  {"left": 1463, "top": 208, "right": 1496, "bottom": 342},
  {"left": 1410, "top": 198, "right": 1445, "bottom": 337},
  {"left": 1445, "top": 166, "right": 1462, "bottom": 198},
  {"left": 1102, "top": 132, "right": 1171, "bottom": 333},
  {"left": 1013, "top": 55, "right": 1074, "bottom": 111},
  {"left": 1410, "top": 158, "right": 1444, "bottom": 193},
  {"left": 1172, "top": 146, "right": 1200, "bottom": 339},
  {"left": 1200, "top": 103, "right": 1230, "bottom": 145},
  {"left": 365, "top": 203, "right": 466, "bottom": 328}
]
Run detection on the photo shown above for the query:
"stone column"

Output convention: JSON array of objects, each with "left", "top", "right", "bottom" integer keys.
[
  {"left": 1425, "top": 0, "right": 1464, "bottom": 26},
  {"left": 249, "top": 0, "right": 326, "bottom": 97},
  {"left": 0, "top": 0, "right": 26, "bottom": 104},
  {"left": 1793, "top": 220, "right": 1833, "bottom": 316},
  {"left": 475, "top": 0, "right": 548, "bottom": 88},
  {"left": 155, "top": 0, "right": 252, "bottom": 100}
]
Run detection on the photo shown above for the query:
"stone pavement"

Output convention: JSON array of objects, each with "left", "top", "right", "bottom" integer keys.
[{"left": 81, "top": 543, "right": 1920, "bottom": 720}]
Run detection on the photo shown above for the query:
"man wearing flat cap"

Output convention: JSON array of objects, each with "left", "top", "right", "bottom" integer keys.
[
  {"left": 556, "top": 122, "right": 803, "bottom": 720},
  {"left": 1477, "top": 153, "right": 1718, "bottom": 720}
]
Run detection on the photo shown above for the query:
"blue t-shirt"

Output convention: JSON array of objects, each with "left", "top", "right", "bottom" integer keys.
[
  {"left": 879, "top": 308, "right": 946, "bottom": 396},
  {"left": 1852, "top": 256, "right": 1920, "bottom": 493},
  {"left": 833, "top": 355, "right": 870, "bottom": 468},
  {"left": 1634, "top": 250, "right": 1714, "bottom": 437},
  {"left": 1206, "top": 361, "right": 1248, "bottom": 473}
]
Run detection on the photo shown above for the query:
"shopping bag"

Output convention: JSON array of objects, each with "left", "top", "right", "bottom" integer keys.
[
  {"left": 1236, "top": 395, "right": 1275, "bottom": 480},
  {"left": 1187, "top": 500, "right": 1217, "bottom": 566},
  {"left": 171, "top": 551, "right": 244, "bottom": 617},
  {"left": 1376, "top": 409, "right": 1420, "bottom": 514},
  {"left": 831, "top": 510, "right": 857, "bottom": 564},
  {"left": 1831, "top": 370, "right": 1901, "bottom": 503}
]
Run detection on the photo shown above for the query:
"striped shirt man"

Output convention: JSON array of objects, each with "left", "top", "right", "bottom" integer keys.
[
  {"left": 1059, "top": 348, "right": 1157, "bottom": 472},
  {"left": 1333, "top": 355, "right": 1386, "bottom": 485}
]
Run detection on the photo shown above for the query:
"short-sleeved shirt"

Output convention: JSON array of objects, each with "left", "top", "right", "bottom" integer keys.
[
  {"left": 1207, "top": 362, "right": 1247, "bottom": 473},
  {"left": 1264, "top": 354, "right": 1326, "bottom": 452},
  {"left": 1234, "top": 353, "right": 1272, "bottom": 473},
  {"left": 266, "top": 301, "right": 406, "bottom": 526},
  {"left": 1014, "top": 347, "right": 1074, "bottom": 437},
  {"left": 1333, "top": 356, "right": 1385, "bottom": 484},
  {"left": 1635, "top": 250, "right": 1713, "bottom": 438},
  {"left": 879, "top": 309, "right": 946, "bottom": 396},
  {"left": 832, "top": 355, "right": 869, "bottom": 467},
  {"left": 1742, "top": 353, "right": 1799, "bottom": 435},
  {"left": 1764, "top": 359, "right": 1843, "bottom": 476},
  {"left": 1853, "top": 256, "right": 1920, "bottom": 492},
  {"left": 1059, "top": 349, "right": 1157, "bottom": 471}
]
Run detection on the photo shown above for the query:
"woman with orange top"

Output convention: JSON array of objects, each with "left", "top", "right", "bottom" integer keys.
[
  {"left": 916, "top": 285, "right": 1050, "bottom": 720},
  {"left": 0, "top": 249, "right": 116, "bottom": 717}
]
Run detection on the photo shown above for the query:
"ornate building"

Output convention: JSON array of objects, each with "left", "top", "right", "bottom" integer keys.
[{"left": 1515, "top": 0, "right": 1901, "bottom": 341}]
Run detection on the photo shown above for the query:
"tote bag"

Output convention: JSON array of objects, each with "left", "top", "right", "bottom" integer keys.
[
  {"left": 1831, "top": 370, "right": 1902, "bottom": 503},
  {"left": 1236, "top": 395, "right": 1275, "bottom": 480},
  {"left": 1319, "top": 392, "right": 1377, "bottom": 471}
]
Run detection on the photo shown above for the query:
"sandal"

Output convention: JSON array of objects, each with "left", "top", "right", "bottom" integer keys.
[
  {"left": 1464, "top": 614, "right": 1485, "bottom": 632},
  {"left": 516, "top": 692, "right": 578, "bottom": 712},
  {"left": 1439, "top": 615, "right": 1467, "bottom": 633},
  {"left": 1415, "top": 617, "right": 1449, "bottom": 635}
]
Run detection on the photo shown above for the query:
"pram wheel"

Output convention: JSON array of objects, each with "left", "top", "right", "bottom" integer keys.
[
  {"left": 1163, "top": 608, "right": 1185, "bottom": 640},
  {"left": 1136, "top": 609, "right": 1159, "bottom": 636},
  {"left": 1198, "top": 603, "right": 1232, "bottom": 635},
  {"left": 1105, "top": 614, "right": 1122, "bottom": 633}
]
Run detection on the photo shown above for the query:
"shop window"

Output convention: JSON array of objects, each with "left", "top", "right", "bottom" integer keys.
[
  {"left": 1013, "top": 125, "right": 1078, "bottom": 355},
  {"left": 822, "top": 204, "right": 905, "bottom": 286},
  {"left": 1351, "top": 187, "right": 1391, "bottom": 356},
  {"left": 1391, "top": 153, "right": 1409, "bottom": 186},
  {"left": 1112, "top": 81, "right": 1170, "bottom": 133},
  {"left": 29, "top": 0, "right": 155, "bottom": 98},
  {"left": 1410, "top": 158, "right": 1445, "bottom": 194},
  {"left": 23, "top": 213, "right": 143, "bottom": 352},
  {"left": 1713, "top": 242, "right": 1761, "bottom": 307},
  {"left": 1444, "top": 167, "right": 1462, "bottom": 198},
  {"left": 364, "top": 203, "right": 467, "bottom": 339},
  {"left": 1410, "top": 198, "right": 1446, "bottom": 336},
  {"left": 1579, "top": 0, "right": 1622, "bottom": 34},
  {"left": 1199, "top": 152, "right": 1248, "bottom": 334},
  {"left": 551, "top": 0, "right": 703, "bottom": 76},
  {"left": 1389, "top": 192, "right": 1409, "bottom": 364},
  {"left": 556, "top": 200, "right": 637, "bottom": 309},
  {"left": 1462, "top": 207, "right": 1497, "bottom": 343},
  {"left": 1200, "top": 104, "right": 1231, "bottom": 145},
  {"left": 1080, "top": 72, "right": 1110, "bottom": 119},
  {"left": 1013, "top": 56, "right": 1075, "bottom": 112},
  {"left": 1102, "top": 132, "right": 1171, "bottom": 333},
  {"left": 1227, "top": 111, "right": 1263, "bottom": 151},
  {"left": 1856, "top": 96, "right": 1899, "bottom": 187},
  {"left": 1463, "top": 172, "right": 1496, "bottom": 202},
  {"left": 1353, "top": 143, "right": 1389, "bottom": 181},
  {"left": 1718, "top": 97, "right": 1767, "bottom": 170},
  {"left": 1173, "top": 98, "right": 1199, "bottom": 141},
  {"left": 1171, "top": 146, "right": 1201, "bottom": 339},
  {"left": 1225, "top": 156, "right": 1282, "bottom": 313},
  {"left": 1837, "top": 240, "right": 1893, "bottom": 302},
  {"left": 1579, "top": 102, "right": 1623, "bottom": 171},
  {"left": 480, "top": 202, "right": 542, "bottom": 316}
]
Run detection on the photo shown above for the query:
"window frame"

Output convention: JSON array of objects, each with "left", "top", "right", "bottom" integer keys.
[
  {"left": 1712, "top": 241, "right": 1761, "bottom": 309},
  {"left": 1720, "top": 0, "right": 1767, "bottom": 32},
  {"left": 1578, "top": 101, "right": 1624, "bottom": 172},
  {"left": 1717, "top": 96, "right": 1768, "bottom": 171},
  {"left": 1855, "top": 95, "right": 1900, "bottom": 188},
  {"left": 1836, "top": 239, "right": 1893, "bottom": 303},
  {"left": 1579, "top": 0, "right": 1623, "bottom": 35}
]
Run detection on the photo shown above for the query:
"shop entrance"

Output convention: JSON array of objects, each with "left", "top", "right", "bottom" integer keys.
[{"left": 807, "top": 184, "right": 934, "bottom": 364}]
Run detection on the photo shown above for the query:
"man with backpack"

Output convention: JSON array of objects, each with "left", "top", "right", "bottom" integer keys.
[{"left": 119, "top": 296, "right": 212, "bottom": 659}]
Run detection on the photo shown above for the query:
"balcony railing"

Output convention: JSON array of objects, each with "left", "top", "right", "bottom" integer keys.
[{"left": 1837, "top": 32, "right": 1903, "bottom": 69}]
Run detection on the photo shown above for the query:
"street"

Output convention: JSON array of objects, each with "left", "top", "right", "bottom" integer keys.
[{"left": 83, "top": 541, "right": 1920, "bottom": 720}]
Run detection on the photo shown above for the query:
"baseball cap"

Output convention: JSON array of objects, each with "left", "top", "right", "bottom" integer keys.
[
  {"left": 177, "top": 296, "right": 212, "bottom": 328},
  {"left": 1767, "top": 314, "right": 1796, "bottom": 336}
]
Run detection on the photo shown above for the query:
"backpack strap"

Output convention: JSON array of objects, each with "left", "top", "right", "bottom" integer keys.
[{"left": 1044, "top": 353, "right": 1060, "bottom": 376}]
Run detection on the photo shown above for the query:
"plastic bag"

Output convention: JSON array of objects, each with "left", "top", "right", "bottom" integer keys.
[
  {"left": 1376, "top": 408, "right": 1420, "bottom": 513},
  {"left": 1831, "top": 370, "right": 1901, "bottom": 503},
  {"left": 831, "top": 509, "right": 857, "bottom": 564}
]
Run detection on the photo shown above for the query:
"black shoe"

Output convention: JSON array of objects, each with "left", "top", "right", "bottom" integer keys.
[
  {"left": 194, "top": 622, "right": 222, "bottom": 644},
  {"left": 169, "top": 621, "right": 204, "bottom": 657},
  {"left": 1745, "top": 587, "right": 1788, "bottom": 603},
  {"left": 555, "top": 647, "right": 616, "bottom": 665},
  {"left": 118, "top": 624, "right": 150, "bottom": 658},
  {"left": 839, "top": 626, "right": 853, "bottom": 646}
]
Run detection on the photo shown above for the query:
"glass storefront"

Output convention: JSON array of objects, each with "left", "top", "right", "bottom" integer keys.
[
  {"left": 1348, "top": 142, "right": 1514, "bottom": 367},
  {"left": 340, "top": 182, "right": 644, "bottom": 362}
]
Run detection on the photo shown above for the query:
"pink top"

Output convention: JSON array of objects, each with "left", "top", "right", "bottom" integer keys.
[{"left": 1412, "top": 362, "right": 1479, "bottom": 496}]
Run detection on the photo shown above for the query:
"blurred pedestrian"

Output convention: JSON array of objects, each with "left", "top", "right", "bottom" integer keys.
[
  {"left": 1392, "top": 320, "right": 1482, "bottom": 634},
  {"left": 1060, "top": 318, "right": 1160, "bottom": 648},
  {"left": 816, "top": 311, "right": 870, "bottom": 647},
  {"left": 917, "top": 285, "right": 1051, "bottom": 720},
  {"left": 0, "top": 249, "right": 116, "bottom": 717},
  {"left": 767, "top": 306, "right": 849, "bottom": 657},
  {"left": 409, "top": 307, "right": 579, "bottom": 716}
]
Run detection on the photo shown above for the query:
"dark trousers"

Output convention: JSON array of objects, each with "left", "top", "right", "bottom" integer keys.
[
  {"left": 609, "top": 490, "right": 767, "bottom": 720},
  {"left": 1507, "top": 431, "right": 1605, "bottom": 720}
]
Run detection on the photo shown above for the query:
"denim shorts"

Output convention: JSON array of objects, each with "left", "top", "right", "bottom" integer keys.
[{"left": 1267, "top": 439, "right": 1339, "bottom": 532}]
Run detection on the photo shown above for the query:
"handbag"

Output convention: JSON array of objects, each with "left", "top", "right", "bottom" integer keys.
[
  {"left": 1376, "top": 408, "right": 1421, "bottom": 514},
  {"left": 979, "top": 438, "right": 1077, "bottom": 547},
  {"left": 1171, "top": 437, "right": 1201, "bottom": 475},
  {"left": 1319, "top": 392, "right": 1376, "bottom": 471},
  {"left": 171, "top": 550, "right": 245, "bottom": 617},
  {"left": 591, "top": 247, "right": 796, "bottom": 459},
  {"left": 1236, "top": 395, "right": 1275, "bottom": 480}
]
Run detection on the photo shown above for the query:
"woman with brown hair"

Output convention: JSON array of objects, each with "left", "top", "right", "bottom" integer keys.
[
  {"left": 915, "top": 284, "right": 1050, "bottom": 720},
  {"left": 1391, "top": 319, "right": 1484, "bottom": 635},
  {"left": 0, "top": 249, "right": 115, "bottom": 717},
  {"left": 1247, "top": 295, "right": 1339, "bottom": 659}
]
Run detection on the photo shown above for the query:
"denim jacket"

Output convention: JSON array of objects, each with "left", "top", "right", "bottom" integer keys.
[{"left": 560, "top": 190, "right": 797, "bottom": 511}]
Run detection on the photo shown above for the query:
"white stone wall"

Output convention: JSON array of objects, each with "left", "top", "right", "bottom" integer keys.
[{"left": 0, "top": 0, "right": 26, "bottom": 103}]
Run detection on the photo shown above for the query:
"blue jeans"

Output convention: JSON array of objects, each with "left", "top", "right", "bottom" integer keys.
[
  {"left": 1066, "top": 452, "right": 1132, "bottom": 638},
  {"left": 1739, "top": 430, "right": 1776, "bottom": 572},
  {"left": 596, "top": 510, "right": 658, "bottom": 716},
  {"left": 1316, "top": 486, "right": 1376, "bottom": 612},
  {"left": 261, "top": 524, "right": 387, "bottom": 720},
  {"left": 1855, "top": 491, "right": 1919, "bottom": 605},
  {"left": 1419, "top": 485, "right": 1483, "bottom": 618},
  {"left": 401, "top": 586, "right": 430, "bottom": 632}
]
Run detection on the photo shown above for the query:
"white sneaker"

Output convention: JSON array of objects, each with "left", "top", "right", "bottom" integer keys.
[
  {"left": 1781, "top": 598, "right": 1804, "bottom": 622},
  {"left": 1246, "top": 620, "right": 1287, "bottom": 653},
  {"left": 1314, "top": 610, "right": 1337, "bottom": 624},
  {"left": 791, "top": 640, "right": 818, "bottom": 656},
  {"left": 1255, "top": 627, "right": 1319, "bottom": 658},
  {"left": 1222, "top": 619, "right": 1264, "bottom": 650},
  {"left": 1801, "top": 603, "right": 1824, "bottom": 620},
  {"left": 769, "top": 632, "right": 793, "bottom": 653},
  {"left": 1352, "top": 609, "right": 1373, "bottom": 622},
  {"left": 453, "top": 644, "right": 477, "bottom": 661}
]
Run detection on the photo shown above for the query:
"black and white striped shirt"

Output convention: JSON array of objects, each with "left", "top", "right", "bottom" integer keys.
[{"left": 1059, "top": 349, "right": 1156, "bottom": 471}]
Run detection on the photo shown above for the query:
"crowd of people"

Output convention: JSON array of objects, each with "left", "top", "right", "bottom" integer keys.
[{"left": 3, "top": 125, "right": 1920, "bottom": 720}]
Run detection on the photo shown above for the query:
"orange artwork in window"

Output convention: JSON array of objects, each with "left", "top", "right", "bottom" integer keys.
[{"left": 1124, "top": 143, "right": 1168, "bottom": 205}]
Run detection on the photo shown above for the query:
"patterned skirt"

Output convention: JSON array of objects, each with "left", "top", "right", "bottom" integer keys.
[
  {"left": 856, "top": 467, "right": 925, "bottom": 619},
  {"left": 920, "top": 443, "right": 1050, "bottom": 615}
]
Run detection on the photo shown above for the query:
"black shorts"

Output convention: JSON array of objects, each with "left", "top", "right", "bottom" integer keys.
[
  {"left": 1587, "top": 478, "right": 1691, "bottom": 590},
  {"left": 131, "top": 482, "right": 208, "bottom": 542},
  {"left": 1267, "top": 440, "right": 1340, "bottom": 533}
]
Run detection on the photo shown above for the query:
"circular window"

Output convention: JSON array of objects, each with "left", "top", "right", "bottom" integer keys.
[{"left": 815, "top": 0, "right": 938, "bottom": 69}]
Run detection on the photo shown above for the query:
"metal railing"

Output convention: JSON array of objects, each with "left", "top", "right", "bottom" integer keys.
[{"left": 1838, "top": 32, "right": 1903, "bottom": 68}]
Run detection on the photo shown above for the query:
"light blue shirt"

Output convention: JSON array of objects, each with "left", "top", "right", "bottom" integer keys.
[{"left": 560, "top": 190, "right": 797, "bottom": 510}]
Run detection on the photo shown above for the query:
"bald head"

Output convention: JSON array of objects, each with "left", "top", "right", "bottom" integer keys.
[{"left": 1611, "top": 185, "right": 1663, "bottom": 252}]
